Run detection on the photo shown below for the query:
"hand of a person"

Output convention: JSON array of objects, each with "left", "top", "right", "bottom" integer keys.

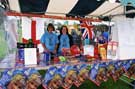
[
  {"left": 44, "top": 48, "right": 50, "bottom": 53},
  {"left": 52, "top": 49, "right": 57, "bottom": 54}
]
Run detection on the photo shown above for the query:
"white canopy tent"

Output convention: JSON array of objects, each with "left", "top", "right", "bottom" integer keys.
[{"left": 5, "top": 0, "right": 127, "bottom": 17}]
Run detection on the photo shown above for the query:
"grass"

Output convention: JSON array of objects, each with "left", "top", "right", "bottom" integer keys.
[{"left": 38, "top": 70, "right": 133, "bottom": 89}]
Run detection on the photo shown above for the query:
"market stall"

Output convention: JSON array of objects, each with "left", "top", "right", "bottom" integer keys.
[{"left": 0, "top": 0, "right": 135, "bottom": 89}]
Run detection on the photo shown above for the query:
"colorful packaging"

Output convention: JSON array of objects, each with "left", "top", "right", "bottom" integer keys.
[
  {"left": 70, "top": 45, "right": 81, "bottom": 56},
  {"left": 56, "top": 66, "right": 67, "bottom": 78},
  {"left": 43, "top": 66, "right": 57, "bottom": 89},
  {"left": 25, "top": 68, "right": 41, "bottom": 89},
  {"left": 88, "top": 63, "right": 99, "bottom": 86},
  {"left": 45, "top": 66, "right": 66, "bottom": 89},
  {"left": 59, "top": 56, "right": 67, "bottom": 63},
  {"left": 95, "top": 62, "right": 108, "bottom": 84},
  {"left": 127, "top": 62, "right": 135, "bottom": 78},
  {"left": 16, "top": 49, "right": 24, "bottom": 66},
  {"left": 112, "top": 61, "right": 124, "bottom": 81},
  {"left": 43, "top": 52, "right": 51, "bottom": 65},
  {"left": 53, "top": 57, "right": 60, "bottom": 64},
  {"left": 98, "top": 44, "right": 107, "bottom": 61},
  {"left": 106, "top": 62, "right": 115, "bottom": 78},
  {"left": 122, "top": 60, "right": 131, "bottom": 72},
  {"left": 62, "top": 65, "right": 77, "bottom": 89},
  {"left": 7, "top": 69, "right": 26, "bottom": 89},
  {"left": 49, "top": 75, "right": 62, "bottom": 89},
  {"left": 74, "top": 64, "right": 89, "bottom": 87},
  {"left": 0, "top": 69, "right": 12, "bottom": 89}
]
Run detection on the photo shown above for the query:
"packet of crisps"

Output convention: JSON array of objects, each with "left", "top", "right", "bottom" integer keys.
[
  {"left": 88, "top": 63, "right": 100, "bottom": 86},
  {"left": 47, "top": 66, "right": 67, "bottom": 89},
  {"left": 62, "top": 65, "right": 77, "bottom": 89},
  {"left": 42, "top": 66, "right": 57, "bottom": 89},
  {"left": 106, "top": 61, "right": 115, "bottom": 78},
  {"left": 112, "top": 61, "right": 124, "bottom": 81},
  {"left": 74, "top": 64, "right": 88, "bottom": 87},
  {"left": 7, "top": 69, "right": 26, "bottom": 89},
  {"left": 0, "top": 69, "right": 12, "bottom": 89},
  {"left": 48, "top": 74, "right": 62, "bottom": 89},
  {"left": 25, "top": 68, "right": 41, "bottom": 89},
  {"left": 122, "top": 60, "right": 130, "bottom": 72},
  {"left": 95, "top": 62, "right": 108, "bottom": 85},
  {"left": 127, "top": 63, "right": 135, "bottom": 78}
]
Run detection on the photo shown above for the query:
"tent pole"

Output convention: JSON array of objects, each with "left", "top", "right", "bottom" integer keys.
[{"left": 108, "top": 16, "right": 111, "bottom": 42}]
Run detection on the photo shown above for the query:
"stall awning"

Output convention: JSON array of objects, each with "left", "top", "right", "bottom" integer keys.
[{"left": 1, "top": 0, "right": 135, "bottom": 18}]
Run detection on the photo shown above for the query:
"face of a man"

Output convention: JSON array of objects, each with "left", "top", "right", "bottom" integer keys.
[{"left": 48, "top": 26, "right": 54, "bottom": 33}]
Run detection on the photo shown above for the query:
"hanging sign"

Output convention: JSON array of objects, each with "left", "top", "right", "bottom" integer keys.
[{"left": 107, "top": 41, "right": 118, "bottom": 60}]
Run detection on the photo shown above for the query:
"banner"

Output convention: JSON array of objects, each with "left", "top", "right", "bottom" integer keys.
[
  {"left": 107, "top": 41, "right": 118, "bottom": 60},
  {"left": 22, "top": 17, "right": 45, "bottom": 52},
  {"left": 114, "top": 20, "right": 135, "bottom": 59}
]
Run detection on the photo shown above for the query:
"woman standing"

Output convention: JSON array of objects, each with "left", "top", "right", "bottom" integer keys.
[
  {"left": 58, "top": 25, "right": 73, "bottom": 54},
  {"left": 40, "top": 23, "right": 59, "bottom": 54}
]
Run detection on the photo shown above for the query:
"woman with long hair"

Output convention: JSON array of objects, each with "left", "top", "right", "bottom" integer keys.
[{"left": 58, "top": 25, "right": 73, "bottom": 54}]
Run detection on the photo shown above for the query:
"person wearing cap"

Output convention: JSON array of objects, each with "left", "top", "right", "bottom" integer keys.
[{"left": 40, "top": 23, "right": 59, "bottom": 54}]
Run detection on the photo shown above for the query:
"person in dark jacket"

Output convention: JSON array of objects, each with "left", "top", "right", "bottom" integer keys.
[{"left": 58, "top": 25, "right": 73, "bottom": 54}]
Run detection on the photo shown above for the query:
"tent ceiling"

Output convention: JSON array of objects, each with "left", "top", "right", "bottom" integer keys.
[
  {"left": 46, "top": 0, "right": 78, "bottom": 16},
  {"left": 67, "top": 0, "right": 104, "bottom": 16},
  {"left": 3, "top": 0, "right": 135, "bottom": 18},
  {"left": 90, "top": 1, "right": 123, "bottom": 16}
]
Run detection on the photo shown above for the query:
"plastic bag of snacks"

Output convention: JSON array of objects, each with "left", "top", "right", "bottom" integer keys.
[
  {"left": 62, "top": 65, "right": 77, "bottom": 89},
  {"left": 43, "top": 66, "right": 57, "bottom": 89},
  {"left": 95, "top": 62, "right": 108, "bottom": 85},
  {"left": 70, "top": 45, "right": 81, "bottom": 56},
  {"left": 7, "top": 69, "right": 26, "bottom": 89},
  {"left": 61, "top": 48, "right": 71, "bottom": 56},
  {"left": 88, "top": 63, "right": 99, "bottom": 86},
  {"left": 48, "top": 65, "right": 67, "bottom": 89},
  {"left": 106, "top": 61, "right": 115, "bottom": 78},
  {"left": 122, "top": 60, "right": 131, "bottom": 77},
  {"left": 0, "top": 69, "right": 12, "bottom": 89},
  {"left": 48, "top": 73, "right": 63, "bottom": 89},
  {"left": 112, "top": 61, "right": 125, "bottom": 81},
  {"left": 126, "top": 60, "right": 135, "bottom": 78},
  {"left": 25, "top": 68, "right": 41, "bottom": 89},
  {"left": 74, "top": 64, "right": 89, "bottom": 87}
]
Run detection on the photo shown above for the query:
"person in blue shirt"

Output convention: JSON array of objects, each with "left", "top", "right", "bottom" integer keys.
[
  {"left": 40, "top": 23, "right": 59, "bottom": 54},
  {"left": 58, "top": 25, "right": 73, "bottom": 54},
  {"left": 102, "top": 29, "right": 109, "bottom": 42}
]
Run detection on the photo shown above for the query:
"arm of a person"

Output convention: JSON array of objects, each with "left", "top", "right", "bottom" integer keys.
[
  {"left": 41, "top": 43, "right": 48, "bottom": 52},
  {"left": 53, "top": 35, "right": 59, "bottom": 54},
  {"left": 40, "top": 33, "right": 49, "bottom": 52},
  {"left": 53, "top": 44, "right": 58, "bottom": 54}
]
